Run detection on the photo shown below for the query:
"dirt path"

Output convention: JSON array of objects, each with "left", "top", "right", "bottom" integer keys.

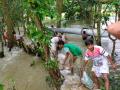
[{"left": 0, "top": 48, "right": 53, "bottom": 90}]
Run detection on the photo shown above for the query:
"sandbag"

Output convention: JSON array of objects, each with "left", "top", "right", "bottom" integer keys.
[
  {"left": 81, "top": 71, "right": 94, "bottom": 90},
  {"left": 61, "top": 84, "right": 71, "bottom": 90},
  {"left": 107, "top": 21, "right": 120, "bottom": 39},
  {"left": 60, "top": 69, "right": 71, "bottom": 77}
]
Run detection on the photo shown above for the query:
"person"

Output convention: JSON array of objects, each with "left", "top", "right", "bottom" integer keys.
[
  {"left": 50, "top": 34, "right": 62, "bottom": 59},
  {"left": 51, "top": 25, "right": 56, "bottom": 33},
  {"left": 3, "top": 30, "right": 8, "bottom": 46},
  {"left": 57, "top": 40, "right": 83, "bottom": 73},
  {"left": 61, "top": 33, "right": 67, "bottom": 43},
  {"left": 82, "top": 31, "right": 88, "bottom": 40},
  {"left": 84, "top": 39, "right": 116, "bottom": 90},
  {"left": 14, "top": 33, "right": 24, "bottom": 48},
  {"left": 107, "top": 21, "right": 120, "bottom": 39}
]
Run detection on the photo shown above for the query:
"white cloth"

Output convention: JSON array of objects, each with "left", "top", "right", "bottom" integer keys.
[
  {"left": 58, "top": 53, "right": 65, "bottom": 64},
  {"left": 92, "top": 64, "right": 109, "bottom": 77},
  {"left": 50, "top": 36, "right": 60, "bottom": 51},
  {"left": 15, "top": 34, "right": 22, "bottom": 40}
]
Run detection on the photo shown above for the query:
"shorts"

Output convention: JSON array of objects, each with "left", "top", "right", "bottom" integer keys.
[{"left": 91, "top": 64, "right": 109, "bottom": 77}]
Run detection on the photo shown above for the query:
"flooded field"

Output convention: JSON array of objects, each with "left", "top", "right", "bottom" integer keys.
[
  {"left": 0, "top": 29, "right": 120, "bottom": 90},
  {"left": 0, "top": 48, "right": 53, "bottom": 90}
]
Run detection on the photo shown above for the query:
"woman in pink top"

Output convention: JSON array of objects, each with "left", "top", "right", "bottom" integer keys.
[{"left": 84, "top": 39, "right": 116, "bottom": 90}]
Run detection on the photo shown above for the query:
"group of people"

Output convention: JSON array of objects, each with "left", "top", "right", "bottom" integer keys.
[
  {"left": 50, "top": 30, "right": 117, "bottom": 90},
  {"left": 2, "top": 30, "right": 24, "bottom": 50}
]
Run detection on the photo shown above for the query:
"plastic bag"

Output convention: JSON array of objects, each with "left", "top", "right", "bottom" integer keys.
[{"left": 81, "top": 71, "right": 94, "bottom": 90}]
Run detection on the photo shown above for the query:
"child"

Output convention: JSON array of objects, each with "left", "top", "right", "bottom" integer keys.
[
  {"left": 84, "top": 39, "right": 116, "bottom": 90},
  {"left": 57, "top": 40, "right": 83, "bottom": 73}
]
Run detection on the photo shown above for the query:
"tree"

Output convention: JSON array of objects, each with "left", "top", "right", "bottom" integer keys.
[
  {"left": 24, "top": 0, "right": 56, "bottom": 60},
  {"left": 1, "top": 0, "right": 15, "bottom": 51},
  {"left": 95, "top": 3, "right": 102, "bottom": 45},
  {"left": 0, "top": 17, "right": 4, "bottom": 58},
  {"left": 56, "top": 0, "right": 63, "bottom": 28}
]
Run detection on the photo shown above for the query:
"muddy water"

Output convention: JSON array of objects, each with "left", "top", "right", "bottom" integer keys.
[
  {"left": 0, "top": 48, "right": 53, "bottom": 90},
  {"left": 0, "top": 30, "right": 120, "bottom": 90}
]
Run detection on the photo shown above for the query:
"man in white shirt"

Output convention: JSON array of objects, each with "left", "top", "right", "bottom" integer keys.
[{"left": 50, "top": 35, "right": 61, "bottom": 59}]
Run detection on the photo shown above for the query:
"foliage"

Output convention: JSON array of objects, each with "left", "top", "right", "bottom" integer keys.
[
  {"left": 44, "top": 59, "right": 59, "bottom": 70},
  {"left": 26, "top": 24, "right": 53, "bottom": 59},
  {"left": 45, "top": 75, "right": 54, "bottom": 87},
  {"left": 63, "top": 0, "right": 80, "bottom": 20},
  {"left": 63, "top": 0, "right": 97, "bottom": 20},
  {"left": 109, "top": 71, "right": 120, "bottom": 90},
  {"left": 44, "top": 59, "right": 62, "bottom": 89},
  {"left": 7, "top": 0, "right": 23, "bottom": 25},
  {"left": 27, "top": 24, "right": 52, "bottom": 45},
  {"left": 27, "top": 0, "right": 56, "bottom": 20},
  {"left": 0, "top": 84, "right": 4, "bottom": 90}
]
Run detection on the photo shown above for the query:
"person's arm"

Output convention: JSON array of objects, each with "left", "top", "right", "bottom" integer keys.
[
  {"left": 62, "top": 47, "right": 70, "bottom": 65},
  {"left": 63, "top": 52, "right": 70, "bottom": 65},
  {"left": 83, "top": 52, "right": 89, "bottom": 70}
]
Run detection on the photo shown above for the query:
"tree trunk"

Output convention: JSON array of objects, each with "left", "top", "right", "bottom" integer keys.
[
  {"left": 23, "top": 24, "right": 27, "bottom": 35},
  {"left": 34, "top": 15, "right": 43, "bottom": 30},
  {"left": 118, "top": 12, "right": 120, "bottom": 21},
  {"left": 96, "top": 4, "right": 102, "bottom": 46},
  {"left": 0, "top": 31, "right": 4, "bottom": 58},
  {"left": 115, "top": 5, "right": 119, "bottom": 22},
  {"left": 0, "top": 41, "right": 4, "bottom": 58},
  {"left": 56, "top": 0, "right": 63, "bottom": 28},
  {"left": 93, "top": 5, "right": 97, "bottom": 28},
  {"left": 1, "top": 0, "right": 15, "bottom": 51},
  {"left": 86, "top": 6, "right": 94, "bottom": 25},
  {"left": 0, "top": 17, "right": 4, "bottom": 57},
  {"left": 118, "top": 5, "right": 120, "bottom": 21},
  {"left": 34, "top": 15, "right": 49, "bottom": 61},
  {"left": 18, "top": 27, "right": 20, "bottom": 35}
]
